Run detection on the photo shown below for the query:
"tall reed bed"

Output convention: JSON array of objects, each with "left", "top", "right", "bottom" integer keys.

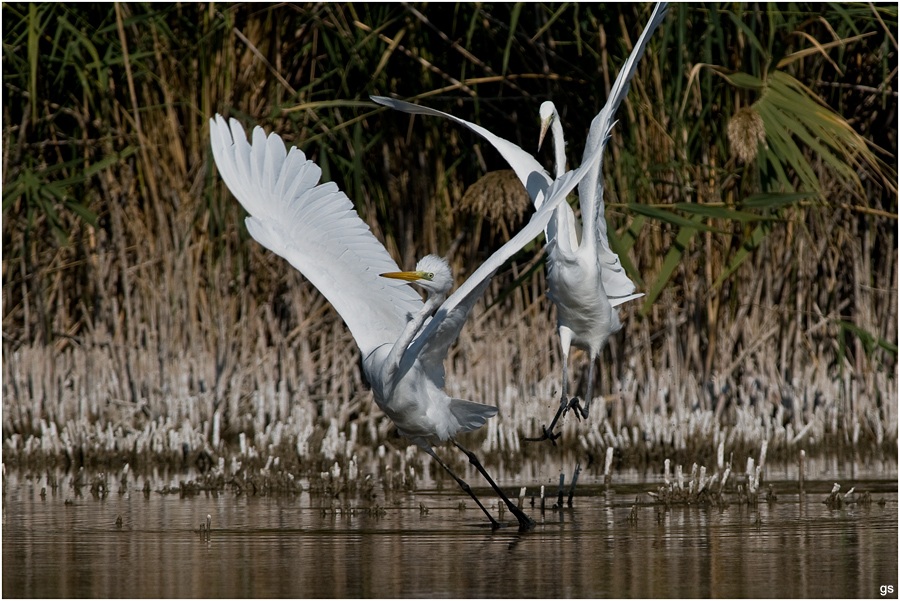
[{"left": 2, "top": 4, "right": 896, "bottom": 472}]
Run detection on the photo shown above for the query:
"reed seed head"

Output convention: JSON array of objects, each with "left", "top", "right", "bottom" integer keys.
[
  {"left": 458, "top": 170, "right": 530, "bottom": 234},
  {"left": 727, "top": 106, "right": 766, "bottom": 163}
]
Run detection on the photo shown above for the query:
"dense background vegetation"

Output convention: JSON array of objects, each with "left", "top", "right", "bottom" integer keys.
[{"left": 2, "top": 3, "right": 896, "bottom": 474}]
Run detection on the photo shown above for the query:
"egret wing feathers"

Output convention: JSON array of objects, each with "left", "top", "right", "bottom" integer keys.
[
  {"left": 371, "top": 96, "right": 553, "bottom": 206},
  {"left": 209, "top": 115, "right": 423, "bottom": 358},
  {"left": 580, "top": 1, "right": 670, "bottom": 251},
  {"left": 569, "top": 2, "right": 667, "bottom": 301}
]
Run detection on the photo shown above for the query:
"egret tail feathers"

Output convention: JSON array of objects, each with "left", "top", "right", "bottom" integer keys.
[{"left": 449, "top": 398, "right": 499, "bottom": 434}]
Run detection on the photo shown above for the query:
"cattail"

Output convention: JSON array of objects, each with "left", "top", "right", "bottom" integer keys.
[
  {"left": 758, "top": 439, "right": 768, "bottom": 472},
  {"left": 720, "top": 466, "right": 731, "bottom": 492},
  {"left": 348, "top": 455, "right": 358, "bottom": 482}
]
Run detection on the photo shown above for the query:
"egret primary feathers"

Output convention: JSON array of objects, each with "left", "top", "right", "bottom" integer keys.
[
  {"left": 371, "top": 1, "right": 668, "bottom": 442},
  {"left": 208, "top": 114, "right": 604, "bottom": 530}
]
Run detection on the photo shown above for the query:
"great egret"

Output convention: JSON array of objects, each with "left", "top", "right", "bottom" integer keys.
[
  {"left": 371, "top": 1, "right": 668, "bottom": 442},
  {"left": 208, "top": 114, "right": 604, "bottom": 530}
]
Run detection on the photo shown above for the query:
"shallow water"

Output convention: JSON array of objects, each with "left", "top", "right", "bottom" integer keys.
[{"left": 3, "top": 465, "right": 897, "bottom": 598}]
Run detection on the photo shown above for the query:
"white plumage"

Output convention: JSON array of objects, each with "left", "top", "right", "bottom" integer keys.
[
  {"left": 371, "top": 1, "right": 668, "bottom": 439},
  {"left": 208, "top": 113, "right": 603, "bottom": 528}
]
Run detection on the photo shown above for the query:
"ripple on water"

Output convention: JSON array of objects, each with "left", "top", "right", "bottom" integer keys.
[{"left": 2, "top": 466, "right": 897, "bottom": 598}]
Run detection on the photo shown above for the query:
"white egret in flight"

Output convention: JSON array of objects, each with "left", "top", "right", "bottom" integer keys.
[
  {"left": 371, "top": 1, "right": 668, "bottom": 443},
  {"left": 208, "top": 114, "right": 603, "bottom": 530}
]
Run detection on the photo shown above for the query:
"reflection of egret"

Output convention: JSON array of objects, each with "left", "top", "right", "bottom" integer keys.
[
  {"left": 208, "top": 115, "right": 602, "bottom": 529},
  {"left": 372, "top": 2, "right": 668, "bottom": 442}
]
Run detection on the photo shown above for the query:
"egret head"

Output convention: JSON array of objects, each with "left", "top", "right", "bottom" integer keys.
[
  {"left": 380, "top": 254, "right": 452, "bottom": 296},
  {"left": 538, "top": 101, "right": 558, "bottom": 150}
]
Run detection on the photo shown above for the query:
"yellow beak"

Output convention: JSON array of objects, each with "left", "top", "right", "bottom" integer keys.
[
  {"left": 538, "top": 119, "right": 551, "bottom": 151},
  {"left": 380, "top": 270, "right": 424, "bottom": 282}
]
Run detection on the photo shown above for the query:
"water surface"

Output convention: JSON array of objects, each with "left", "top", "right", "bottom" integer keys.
[{"left": 3, "top": 466, "right": 897, "bottom": 598}]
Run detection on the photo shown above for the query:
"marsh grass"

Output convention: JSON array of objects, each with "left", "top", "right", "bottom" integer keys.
[{"left": 2, "top": 4, "right": 897, "bottom": 475}]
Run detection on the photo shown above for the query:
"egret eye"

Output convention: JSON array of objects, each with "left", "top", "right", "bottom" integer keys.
[{"left": 423, "top": 272, "right": 434, "bottom": 281}]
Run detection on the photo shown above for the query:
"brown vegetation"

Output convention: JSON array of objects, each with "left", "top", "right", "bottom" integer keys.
[{"left": 2, "top": 4, "right": 896, "bottom": 475}]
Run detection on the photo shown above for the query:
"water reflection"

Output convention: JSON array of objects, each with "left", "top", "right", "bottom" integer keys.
[{"left": 3, "top": 469, "right": 897, "bottom": 598}]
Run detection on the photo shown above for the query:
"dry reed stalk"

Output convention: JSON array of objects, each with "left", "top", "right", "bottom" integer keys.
[{"left": 3, "top": 4, "right": 895, "bottom": 479}]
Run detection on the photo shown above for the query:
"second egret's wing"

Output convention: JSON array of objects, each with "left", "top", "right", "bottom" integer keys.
[
  {"left": 371, "top": 96, "right": 553, "bottom": 207},
  {"left": 580, "top": 1, "right": 668, "bottom": 299},
  {"left": 581, "top": 1, "right": 669, "bottom": 244},
  {"left": 209, "top": 115, "right": 423, "bottom": 358},
  {"left": 404, "top": 138, "right": 607, "bottom": 375}
]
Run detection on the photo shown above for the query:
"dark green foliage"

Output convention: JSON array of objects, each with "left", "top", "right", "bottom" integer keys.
[{"left": 2, "top": 3, "right": 896, "bottom": 464}]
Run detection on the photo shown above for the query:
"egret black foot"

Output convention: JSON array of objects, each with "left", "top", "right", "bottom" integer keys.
[
  {"left": 523, "top": 425, "right": 561, "bottom": 445},
  {"left": 516, "top": 513, "right": 537, "bottom": 532},
  {"left": 524, "top": 395, "right": 582, "bottom": 443},
  {"left": 568, "top": 397, "right": 589, "bottom": 420},
  {"left": 502, "top": 501, "right": 536, "bottom": 532}
]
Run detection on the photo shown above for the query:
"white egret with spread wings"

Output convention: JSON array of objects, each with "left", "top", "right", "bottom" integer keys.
[
  {"left": 208, "top": 114, "right": 603, "bottom": 530},
  {"left": 372, "top": 2, "right": 668, "bottom": 443}
]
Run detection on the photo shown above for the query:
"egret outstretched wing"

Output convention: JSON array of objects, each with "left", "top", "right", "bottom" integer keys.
[
  {"left": 579, "top": 2, "right": 670, "bottom": 256},
  {"left": 209, "top": 115, "right": 423, "bottom": 358},
  {"left": 370, "top": 97, "right": 553, "bottom": 206}
]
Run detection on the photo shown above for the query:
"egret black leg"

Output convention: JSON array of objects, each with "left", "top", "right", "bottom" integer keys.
[
  {"left": 523, "top": 395, "right": 566, "bottom": 444},
  {"left": 424, "top": 447, "right": 500, "bottom": 529},
  {"left": 524, "top": 358, "right": 571, "bottom": 444},
  {"left": 452, "top": 440, "right": 535, "bottom": 532},
  {"left": 577, "top": 358, "right": 597, "bottom": 419}
]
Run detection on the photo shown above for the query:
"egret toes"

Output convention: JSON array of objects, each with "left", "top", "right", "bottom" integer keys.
[
  {"left": 525, "top": 394, "right": 586, "bottom": 443},
  {"left": 570, "top": 396, "right": 592, "bottom": 420},
  {"left": 522, "top": 425, "right": 561, "bottom": 445}
]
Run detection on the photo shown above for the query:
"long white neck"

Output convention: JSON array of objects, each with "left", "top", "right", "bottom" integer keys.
[
  {"left": 550, "top": 109, "right": 566, "bottom": 179},
  {"left": 543, "top": 105, "right": 574, "bottom": 253},
  {"left": 382, "top": 290, "right": 446, "bottom": 394}
]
